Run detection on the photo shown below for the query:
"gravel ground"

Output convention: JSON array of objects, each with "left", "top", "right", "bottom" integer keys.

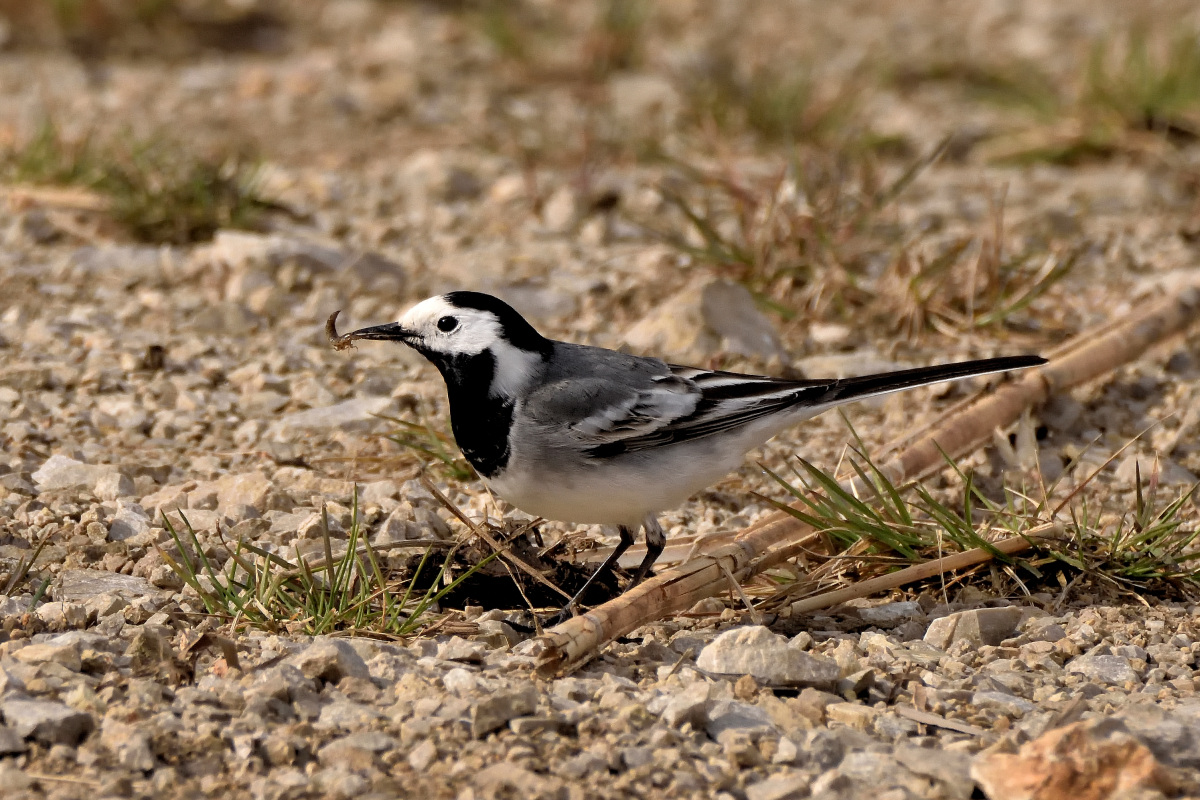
[{"left": 2, "top": 2, "right": 1200, "bottom": 798}]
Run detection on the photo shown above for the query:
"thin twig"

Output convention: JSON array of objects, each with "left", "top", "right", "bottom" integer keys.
[
  {"left": 420, "top": 476, "right": 571, "bottom": 601},
  {"left": 664, "top": 647, "right": 696, "bottom": 681},
  {"left": 501, "top": 559, "right": 544, "bottom": 636},
  {"left": 894, "top": 706, "right": 990, "bottom": 737},
  {"left": 719, "top": 561, "right": 764, "bottom": 624},
  {"left": 25, "top": 773, "right": 99, "bottom": 786},
  {"left": 3, "top": 524, "right": 53, "bottom": 595}
]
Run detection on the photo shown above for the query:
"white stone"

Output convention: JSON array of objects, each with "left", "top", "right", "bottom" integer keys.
[
  {"left": 609, "top": 73, "right": 681, "bottom": 129},
  {"left": 972, "top": 690, "right": 1036, "bottom": 717},
  {"left": 84, "top": 593, "right": 128, "bottom": 620},
  {"left": 704, "top": 699, "right": 777, "bottom": 741},
  {"left": 1067, "top": 653, "right": 1141, "bottom": 686},
  {"left": 93, "top": 396, "right": 149, "bottom": 431},
  {"left": 0, "top": 596, "right": 32, "bottom": 616},
  {"left": 272, "top": 397, "right": 394, "bottom": 436},
  {"left": 208, "top": 471, "right": 283, "bottom": 516},
  {"left": 697, "top": 625, "right": 839, "bottom": 686},
  {"left": 0, "top": 699, "right": 94, "bottom": 744},
  {"left": 373, "top": 508, "right": 418, "bottom": 544},
  {"left": 471, "top": 686, "right": 537, "bottom": 738},
  {"left": 100, "top": 719, "right": 156, "bottom": 771},
  {"left": 162, "top": 508, "right": 221, "bottom": 534},
  {"left": 407, "top": 738, "right": 437, "bottom": 771},
  {"left": 746, "top": 771, "right": 810, "bottom": 800},
  {"left": 924, "top": 607, "right": 1023, "bottom": 649},
  {"left": 33, "top": 601, "right": 87, "bottom": 631},
  {"left": 625, "top": 280, "right": 785, "bottom": 362},
  {"left": 57, "top": 570, "right": 156, "bottom": 603},
  {"left": 32, "top": 455, "right": 109, "bottom": 492},
  {"left": 443, "top": 668, "right": 480, "bottom": 695},
  {"left": 108, "top": 501, "right": 152, "bottom": 541},
  {"left": 858, "top": 601, "right": 924, "bottom": 627},
  {"left": 12, "top": 640, "right": 82, "bottom": 671},
  {"left": 140, "top": 483, "right": 192, "bottom": 517},
  {"left": 288, "top": 639, "right": 372, "bottom": 683},
  {"left": 540, "top": 187, "right": 578, "bottom": 233},
  {"left": 359, "top": 480, "right": 399, "bottom": 505},
  {"left": 656, "top": 682, "right": 710, "bottom": 728},
  {"left": 93, "top": 471, "right": 135, "bottom": 501}
]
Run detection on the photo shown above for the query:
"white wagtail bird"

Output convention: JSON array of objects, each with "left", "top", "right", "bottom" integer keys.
[{"left": 332, "top": 291, "right": 1045, "bottom": 620}]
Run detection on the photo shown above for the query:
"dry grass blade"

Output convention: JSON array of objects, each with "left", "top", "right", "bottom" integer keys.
[
  {"left": 533, "top": 282, "right": 1200, "bottom": 676},
  {"left": 871, "top": 134, "right": 951, "bottom": 212},
  {"left": 633, "top": 140, "right": 1067, "bottom": 337},
  {"left": 894, "top": 706, "right": 990, "bottom": 737},
  {"left": 2, "top": 525, "right": 53, "bottom": 597}
]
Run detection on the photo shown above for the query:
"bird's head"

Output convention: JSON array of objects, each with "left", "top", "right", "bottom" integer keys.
[{"left": 343, "top": 291, "right": 551, "bottom": 396}]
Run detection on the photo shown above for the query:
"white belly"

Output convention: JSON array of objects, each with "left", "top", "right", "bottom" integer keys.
[
  {"left": 486, "top": 412, "right": 814, "bottom": 525},
  {"left": 485, "top": 452, "right": 736, "bottom": 525}
]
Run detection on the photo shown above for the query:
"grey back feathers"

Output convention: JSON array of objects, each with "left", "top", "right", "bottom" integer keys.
[{"left": 341, "top": 291, "right": 1046, "bottom": 616}]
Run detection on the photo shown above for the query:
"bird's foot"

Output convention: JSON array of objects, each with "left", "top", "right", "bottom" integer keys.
[{"left": 628, "top": 566, "right": 656, "bottom": 588}]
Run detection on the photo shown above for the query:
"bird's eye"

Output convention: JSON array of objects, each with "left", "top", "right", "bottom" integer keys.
[{"left": 436, "top": 316, "right": 459, "bottom": 333}]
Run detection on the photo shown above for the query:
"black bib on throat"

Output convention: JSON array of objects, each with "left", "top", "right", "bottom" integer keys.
[{"left": 434, "top": 351, "right": 514, "bottom": 479}]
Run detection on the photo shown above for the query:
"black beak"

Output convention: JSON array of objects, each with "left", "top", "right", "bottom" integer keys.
[{"left": 344, "top": 322, "right": 413, "bottom": 341}]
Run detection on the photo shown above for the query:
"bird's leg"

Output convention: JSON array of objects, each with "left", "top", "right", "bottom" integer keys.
[
  {"left": 630, "top": 515, "right": 665, "bottom": 587},
  {"left": 547, "top": 524, "right": 636, "bottom": 626}
]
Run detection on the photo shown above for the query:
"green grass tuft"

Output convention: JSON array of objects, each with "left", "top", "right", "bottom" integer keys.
[
  {"left": 588, "top": 0, "right": 647, "bottom": 77},
  {"left": 1084, "top": 25, "right": 1200, "bottom": 140},
  {"left": 684, "top": 56, "right": 859, "bottom": 146},
  {"left": 1056, "top": 461, "right": 1200, "bottom": 595},
  {"left": 477, "top": 0, "right": 533, "bottom": 62},
  {"left": 380, "top": 414, "right": 475, "bottom": 482},
  {"left": 4, "top": 121, "right": 271, "bottom": 244},
  {"left": 160, "top": 488, "right": 497, "bottom": 637},
  {"left": 756, "top": 432, "right": 1200, "bottom": 608}
]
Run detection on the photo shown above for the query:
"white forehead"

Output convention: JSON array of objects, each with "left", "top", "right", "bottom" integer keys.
[
  {"left": 398, "top": 295, "right": 458, "bottom": 327},
  {"left": 398, "top": 295, "right": 503, "bottom": 354}
]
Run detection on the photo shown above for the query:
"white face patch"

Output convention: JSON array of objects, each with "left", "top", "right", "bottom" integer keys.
[
  {"left": 398, "top": 296, "right": 503, "bottom": 356},
  {"left": 397, "top": 295, "right": 544, "bottom": 397}
]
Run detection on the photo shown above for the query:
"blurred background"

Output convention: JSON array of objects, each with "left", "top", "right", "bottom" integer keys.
[
  {"left": 2, "top": 0, "right": 1200, "bottom": 475},
  {"left": 4, "top": 1, "right": 1200, "bottom": 248},
  {"left": 6, "top": 0, "right": 1200, "bottom": 169}
]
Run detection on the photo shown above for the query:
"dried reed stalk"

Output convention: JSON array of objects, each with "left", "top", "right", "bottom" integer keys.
[
  {"left": 783, "top": 522, "right": 1062, "bottom": 615},
  {"left": 4, "top": 184, "right": 111, "bottom": 212},
  {"left": 534, "top": 285, "right": 1200, "bottom": 676}
]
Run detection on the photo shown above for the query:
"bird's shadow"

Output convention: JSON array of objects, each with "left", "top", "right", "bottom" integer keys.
[{"left": 403, "top": 535, "right": 628, "bottom": 613}]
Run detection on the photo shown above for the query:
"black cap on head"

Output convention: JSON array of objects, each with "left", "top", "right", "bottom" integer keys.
[{"left": 443, "top": 291, "right": 551, "bottom": 354}]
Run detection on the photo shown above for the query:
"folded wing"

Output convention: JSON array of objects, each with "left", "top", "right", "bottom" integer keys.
[{"left": 525, "top": 356, "right": 1044, "bottom": 459}]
